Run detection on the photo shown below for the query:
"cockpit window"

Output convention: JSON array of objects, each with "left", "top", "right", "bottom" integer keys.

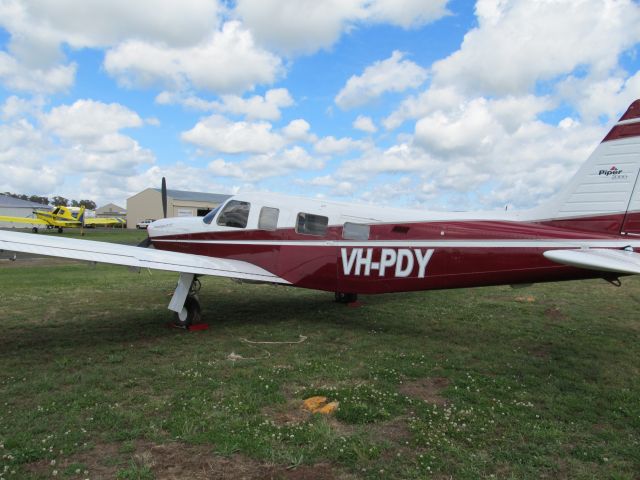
[
  {"left": 216, "top": 200, "right": 251, "bottom": 228},
  {"left": 296, "top": 212, "right": 328, "bottom": 236},
  {"left": 258, "top": 207, "right": 279, "bottom": 231},
  {"left": 202, "top": 204, "right": 222, "bottom": 225}
]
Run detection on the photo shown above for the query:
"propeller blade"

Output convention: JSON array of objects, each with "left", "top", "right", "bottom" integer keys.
[
  {"left": 161, "top": 177, "right": 168, "bottom": 219},
  {"left": 137, "top": 237, "right": 153, "bottom": 248}
]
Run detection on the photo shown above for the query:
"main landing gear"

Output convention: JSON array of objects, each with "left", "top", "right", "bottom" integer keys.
[{"left": 168, "top": 273, "right": 202, "bottom": 328}]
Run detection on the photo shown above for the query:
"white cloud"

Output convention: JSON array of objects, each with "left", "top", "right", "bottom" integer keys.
[
  {"left": 431, "top": 0, "right": 640, "bottom": 95},
  {"left": 314, "top": 136, "right": 368, "bottom": 155},
  {"left": 214, "top": 89, "right": 293, "bottom": 120},
  {"left": 235, "top": 0, "right": 449, "bottom": 55},
  {"left": 209, "top": 146, "right": 322, "bottom": 180},
  {"left": 1, "top": 95, "right": 46, "bottom": 120},
  {"left": 42, "top": 99, "right": 143, "bottom": 140},
  {"left": 0, "top": 52, "right": 76, "bottom": 93},
  {"left": 104, "top": 21, "right": 283, "bottom": 94},
  {"left": 353, "top": 115, "right": 377, "bottom": 133},
  {"left": 335, "top": 51, "right": 427, "bottom": 109},
  {"left": 557, "top": 71, "right": 640, "bottom": 123},
  {"left": 283, "top": 119, "right": 317, "bottom": 142},
  {"left": 156, "top": 88, "right": 294, "bottom": 120},
  {"left": 0, "top": 0, "right": 221, "bottom": 65},
  {"left": 182, "top": 115, "right": 285, "bottom": 154}
]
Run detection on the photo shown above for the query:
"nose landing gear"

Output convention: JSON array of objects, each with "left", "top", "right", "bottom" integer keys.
[{"left": 169, "top": 273, "right": 203, "bottom": 328}]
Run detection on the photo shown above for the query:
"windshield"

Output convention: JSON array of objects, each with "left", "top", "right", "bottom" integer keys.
[{"left": 202, "top": 205, "right": 222, "bottom": 225}]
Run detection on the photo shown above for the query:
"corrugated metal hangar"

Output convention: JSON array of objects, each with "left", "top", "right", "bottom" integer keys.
[
  {"left": 0, "top": 194, "right": 52, "bottom": 228},
  {"left": 126, "top": 188, "right": 230, "bottom": 229}
]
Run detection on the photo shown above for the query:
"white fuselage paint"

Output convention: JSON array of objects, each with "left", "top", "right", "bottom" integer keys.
[{"left": 340, "top": 247, "right": 435, "bottom": 278}]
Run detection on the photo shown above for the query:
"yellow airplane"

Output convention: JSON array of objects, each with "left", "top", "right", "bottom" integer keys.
[{"left": 0, "top": 205, "right": 125, "bottom": 233}]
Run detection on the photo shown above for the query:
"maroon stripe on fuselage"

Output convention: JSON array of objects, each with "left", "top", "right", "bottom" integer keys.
[
  {"left": 602, "top": 122, "right": 640, "bottom": 142},
  {"left": 151, "top": 215, "right": 634, "bottom": 294},
  {"left": 619, "top": 99, "right": 640, "bottom": 121}
]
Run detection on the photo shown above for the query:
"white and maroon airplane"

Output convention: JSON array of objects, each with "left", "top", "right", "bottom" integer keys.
[{"left": 1, "top": 99, "right": 640, "bottom": 327}]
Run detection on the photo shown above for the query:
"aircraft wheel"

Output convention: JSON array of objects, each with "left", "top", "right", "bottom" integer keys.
[
  {"left": 57, "top": 227, "right": 63, "bottom": 233},
  {"left": 173, "top": 295, "right": 202, "bottom": 328},
  {"left": 335, "top": 292, "right": 358, "bottom": 304},
  {"left": 32, "top": 227, "right": 38, "bottom": 233}
]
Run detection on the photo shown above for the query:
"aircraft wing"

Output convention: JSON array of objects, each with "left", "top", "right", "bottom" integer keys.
[
  {"left": 543, "top": 248, "right": 640, "bottom": 275},
  {"left": 0, "top": 230, "right": 289, "bottom": 284},
  {"left": 0, "top": 215, "right": 49, "bottom": 226}
]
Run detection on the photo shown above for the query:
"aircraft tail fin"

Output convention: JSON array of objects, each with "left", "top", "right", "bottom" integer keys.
[
  {"left": 77, "top": 206, "right": 86, "bottom": 224},
  {"left": 535, "top": 99, "right": 640, "bottom": 235}
]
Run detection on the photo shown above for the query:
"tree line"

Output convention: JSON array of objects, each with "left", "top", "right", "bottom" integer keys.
[{"left": 2, "top": 192, "right": 97, "bottom": 210}]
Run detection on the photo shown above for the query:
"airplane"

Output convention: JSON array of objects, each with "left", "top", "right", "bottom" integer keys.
[
  {"left": 0, "top": 205, "right": 125, "bottom": 233},
  {"left": 1, "top": 99, "right": 640, "bottom": 329}
]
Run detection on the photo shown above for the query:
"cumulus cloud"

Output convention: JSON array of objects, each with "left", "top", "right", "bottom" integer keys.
[
  {"left": 235, "top": 0, "right": 449, "bottom": 55},
  {"left": 209, "top": 146, "right": 322, "bottom": 180},
  {"left": 0, "top": 53, "right": 76, "bottom": 93},
  {"left": 156, "top": 88, "right": 294, "bottom": 120},
  {"left": 104, "top": 21, "right": 283, "bottom": 94},
  {"left": 283, "top": 119, "right": 317, "bottom": 142},
  {"left": 0, "top": 0, "right": 221, "bottom": 93},
  {"left": 182, "top": 115, "right": 285, "bottom": 154},
  {"left": 353, "top": 115, "right": 377, "bottom": 133},
  {"left": 314, "top": 136, "right": 369, "bottom": 155},
  {"left": 335, "top": 51, "right": 427, "bottom": 109},
  {"left": 42, "top": 99, "right": 143, "bottom": 140},
  {"left": 208, "top": 88, "right": 293, "bottom": 120},
  {"left": 431, "top": 0, "right": 640, "bottom": 95}
]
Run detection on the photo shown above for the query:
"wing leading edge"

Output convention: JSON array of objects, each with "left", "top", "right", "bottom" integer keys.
[
  {"left": 544, "top": 248, "right": 640, "bottom": 275},
  {"left": 0, "top": 230, "right": 289, "bottom": 284}
]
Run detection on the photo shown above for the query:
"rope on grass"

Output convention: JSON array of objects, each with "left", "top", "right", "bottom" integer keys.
[{"left": 239, "top": 335, "right": 308, "bottom": 345}]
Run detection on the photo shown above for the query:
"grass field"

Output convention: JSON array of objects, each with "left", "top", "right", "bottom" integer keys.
[{"left": 0, "top": 230, "right": 639, "bottom": 479}]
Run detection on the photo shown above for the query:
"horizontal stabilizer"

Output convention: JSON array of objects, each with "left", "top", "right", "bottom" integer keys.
[
  {"left": 0, "top": 230, "right": 289, "bottom": 284},
  {"left": 543, "top": 248, "right": 640, "bottom": 275}
]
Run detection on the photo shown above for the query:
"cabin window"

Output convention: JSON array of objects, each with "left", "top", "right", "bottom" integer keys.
[
  {"left": 258, "top": 207, "right": 279, "bottom": 231},
  {"left": 342, "top": 222, "right": 370, "bottom": 240},
  {"left": 296, "top": 212, "right": 328, "bottom": 236},
  {"left": 202, "top": 205, "right": 222, "bottom": 225},
  {"left": 216, "top": 200, "right": 250, "bottom": 228}
]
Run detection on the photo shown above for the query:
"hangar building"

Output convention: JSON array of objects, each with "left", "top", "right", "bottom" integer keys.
[
  {"left": 0, "top": 194, "right": 53, "bottom": 229},
  {"left": 96, "top": 203, "right": 126, "bottom": 219},
  {"left": 126, "top": 188, "right": 230, "bottom": 229}
]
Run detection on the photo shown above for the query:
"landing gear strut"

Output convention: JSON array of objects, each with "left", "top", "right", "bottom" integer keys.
[
  {"left": 335, "top": 292, "right": 358, "bottom": 304},
  {"left": 168, "top": 273, "right": 202, "bottom": 328}
]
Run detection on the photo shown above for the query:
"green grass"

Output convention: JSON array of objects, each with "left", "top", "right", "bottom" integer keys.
[{"left": 0, "top": 252, "right": 639, "bottom": 479}]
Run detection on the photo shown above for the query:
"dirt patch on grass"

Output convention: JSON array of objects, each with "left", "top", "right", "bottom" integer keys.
[
  {"left": 262, "top": 399, "right": 312, "bottom": 425},
  {"left": 544, "top": 306, "right": 567, "bottom": 321},
  {"left": 399, "top": 377, "right": 449, "bottom": 405},
  {"left": 370, "top": 417, "right": 411, "bottom": 443},
  {"left": 27, "top": 440, "right": 354, "bottom": 479}
]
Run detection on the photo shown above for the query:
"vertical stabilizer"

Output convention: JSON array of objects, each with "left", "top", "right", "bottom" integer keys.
[{"left": 535, "top": 100, "right": 640, "bottom": 234}]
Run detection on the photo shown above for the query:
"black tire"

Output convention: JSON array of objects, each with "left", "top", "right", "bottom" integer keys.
[
  {"left": 32, "top": 227, "right": 38, "bottom": 233},
  {"left": 335, "top": 292, "right": 358, "bottom": 304},
  {"left": 173, "top": 296, "right": 202, "bottom": 328},
  {"left": 57, "top": 227, "right": 63, "bottom": 233}
]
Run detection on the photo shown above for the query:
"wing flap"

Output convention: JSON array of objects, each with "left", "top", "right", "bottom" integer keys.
[
  {"left": 543, "top": 248, "right": 640, "bottom": 275},
  {"left": 0, "top": 230, "right": 289, "bottom": 283}
]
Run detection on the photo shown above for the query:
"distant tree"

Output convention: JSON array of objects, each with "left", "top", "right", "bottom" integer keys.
[
  {"left": 28, "top": 195, "right": 49, "bottom": 205},
  {"left": 78, "top": 199, "right": 97, "bottom": 210},
  {"left": 51, "top": 196, "right": 69, "bottom": 206},
  {"left": 70, "top": 199, "right": 80, "bottom": 207}
]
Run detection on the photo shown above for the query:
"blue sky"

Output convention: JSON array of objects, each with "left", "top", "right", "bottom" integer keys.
[{"left": 1, "top": 0, "right": 639, "bottom": 210}]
